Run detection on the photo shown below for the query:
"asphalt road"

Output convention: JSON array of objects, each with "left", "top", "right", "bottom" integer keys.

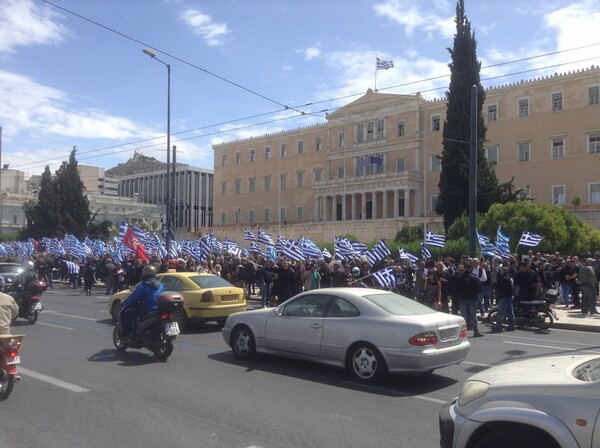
[{"left": 1, "top": 286, "right": 599, "bottom": 448}]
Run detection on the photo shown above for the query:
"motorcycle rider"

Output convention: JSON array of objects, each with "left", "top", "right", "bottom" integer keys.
[
  {"left": 0, "top": 291, "right": 19, "bottom": 335},
  {"left": 120, "top": 264, "right": 164, "bottom": 341},
  {"left": 12, "top": 260, "right": 38, "bottom": 306}
]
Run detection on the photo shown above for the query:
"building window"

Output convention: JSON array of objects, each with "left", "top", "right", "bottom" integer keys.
[
  {"left": 235, "top": 179, "right": 241, "bottom": 194},
  {"left": 367, "top": 121, "right": 375, "bottom": 142},
  {"left": 552, "top": 92, "right": 563, "bottom": 111},
  {"left": 338, "top": 166, "right": 345, "bottom": 179},
  {"left": 248, "top": 210, "right": 255, "bottom": 223},
  {"left": 377, "top": 119, "right": 385, "bottom": 139},
  {"left": 235, "top": 152, "right": 241, "bottom": 164},
  {"left": 552, "top": 137, "right": 565, "bottom": 158},
  {"left": 265, "top": 146, "right": 271, "bottom": 159},
  {"left": 430, "top": 154, "right": 441, "bottom": 172},
  {"left": 432, "top": 115, "right": 441, "bottom": 131},
  {"left": 264, "top": 176, "right": 271, "bottom": 191},
  {"left": 589, "top": 133, "right": 600, "bottom": 154},
  {"left": 589, "top": 86, "right": 599, "bottom": 105},
  {"left": 280, "top": 208, "right": 286, "bottom": 221},
  {"left": 280, "top": 174, "right": 287, "bottom": 190},
  {"left": 486, "top": 145, "right": 499, "bottom": 164},
  {"left": 221, "top": 182, "right": 227, "bottom": 195},
  {"left": 297, "top": 172, "right": 304, "bottom": 188},
  {"left": 396, "top": 158, "right": 406, "bottom": 172},
  {"left": 249, "top": 178, "right": 256, "bottom": 193},
  {"left": 518, "top": 142, "right": 530, "bottom": 162},
  {"left": 519, "top": 98, "right": 529, "bottom": 117},
  {"left": 552, "top": 186, "right": 565, "bottom": 205},
  {"left": 264, "top": 208, "right": 270, "bottom": 221},
  {"left": 220, "top": 212, "right": 226, "bottom": 224},
  {"left": 297, "top": 206, "right": 304, "bottom": 220},
  {"left": 234, "top": 209, "right": 241, "bottom": 223},
  {"left": 338, "top": 132, "right": 345, "bottom": 146},
  {"left": 357, "top": 123, "right": 364, "bottom": 143},
  {"left": 431, "top": 195, "right": 439, "bottom": 213},
  {"left": 297, "top": 140, "right": 304, "bottom": 154},
  {"left": 249, "top": 148, "right": 256, "bottom": 162},
  {"left": 590, "top": 183, "right": 600, "bottom": 203},
  {"left": 280, "top": 143, "right": 287, "bottom": 157},
  {"left": 397, "top": 121, "right": 405, "bottom": 137},
  {"left": 221, "top": 154, "right": 227, "bottom": 166},
  {"left": 314, "top": 169, "right": 322, "bottom": 182},
  {"left": 315, "top": 136, "right": 322, "bottom": 151},
  {"left": 487, "top": 104, "right": 497, "bottom": 122}
]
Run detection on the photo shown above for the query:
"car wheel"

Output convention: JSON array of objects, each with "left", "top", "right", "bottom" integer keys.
[
  {"left": 473, "top": 427, "right": 559, "bottom": 448},
  {"left": 487, "top": 310, "right": 500, "bottom": 326},
  {"left": 174, "top": 307, "right": 189, "bottom": 332},
  {"left": 231, "top": 325, "right": 256, "bottom": 360},
  {"left": 111, "top": 301, "right": 122, "bottom": 324},
  {"left": 347, "top": 342, "right": 387, "bottom": 384},
  {"left": 534, "top": 311, "right": 553, "bottom": 330}
]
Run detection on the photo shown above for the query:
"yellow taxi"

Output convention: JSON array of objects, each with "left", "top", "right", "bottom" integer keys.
[{"left": 109, "top": 272, "right": 246, "bottom": 330}]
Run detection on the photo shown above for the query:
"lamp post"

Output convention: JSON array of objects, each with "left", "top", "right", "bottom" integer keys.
[{"left": 143, "top": 48, "right": 172, "bottom": 255}]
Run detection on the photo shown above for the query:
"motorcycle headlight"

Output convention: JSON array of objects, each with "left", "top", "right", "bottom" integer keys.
[{"left": 457, "top": 380, "right": 490, "bottom": 406}]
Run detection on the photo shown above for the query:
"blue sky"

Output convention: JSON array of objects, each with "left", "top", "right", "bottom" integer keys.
[{"left": 1, "top": 0, "right": 600, "bottom": 177}]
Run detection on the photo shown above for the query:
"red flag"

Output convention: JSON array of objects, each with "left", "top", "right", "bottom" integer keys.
[{"left": 122, "top": 227, "right": 149, "bottom": 262}]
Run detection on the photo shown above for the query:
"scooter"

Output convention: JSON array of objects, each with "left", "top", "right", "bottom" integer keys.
[
  {"left": 12, "top": 281, "right": 47, "bottom": 325},
  {"left": 487, "top": 289, "right": 560, "bottom": 330},
  {"left": 113, "top": 292, "right": 183, "bottom": 360},
  {"left": 0, "top": 334, "right": 25, "bottom": 400}
]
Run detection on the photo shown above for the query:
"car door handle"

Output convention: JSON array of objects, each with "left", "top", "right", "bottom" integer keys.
[{"left": 311, "top": 323, "right": 322, "bottom": 329}]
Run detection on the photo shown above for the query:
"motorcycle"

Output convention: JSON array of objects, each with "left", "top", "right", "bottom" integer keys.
[
  {"left": 113, "top": 292, "right": 183, "bottom": 360},
  {"left": 0, "top": 334, "right": 25, "bottom": 400},
  {"left": 11, "top": 281, "right": 48, "bottom": 325},
  {"left": 487, "top": 288, "right": 560, "bottom": 330}
]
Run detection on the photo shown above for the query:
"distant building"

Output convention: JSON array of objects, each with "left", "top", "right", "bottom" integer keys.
[{"left": 213, "top": 66, "right": 600, "bottom": 242}]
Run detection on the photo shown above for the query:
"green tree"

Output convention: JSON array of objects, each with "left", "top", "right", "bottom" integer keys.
[{"left": 436, "top": 0, "right": 517, "bottom": 231}]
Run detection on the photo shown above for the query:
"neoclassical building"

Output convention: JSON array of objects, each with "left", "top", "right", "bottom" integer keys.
[{"left": 213, "top": 66, "right": 600, "bottom": 242}]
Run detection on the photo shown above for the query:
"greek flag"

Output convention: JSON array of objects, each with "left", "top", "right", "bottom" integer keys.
[
  {"left": 265, "top": 244, "right": 278, "bottom": 261},
  {"left": 496, "top": 226, "right": 511, "bottom": 258},
  {"left": 425, "top": 231, "right": 446, "bottom": 248},
  {"left": 366, "top": 239, "right": 391, "bottom": 267},
  {"left": 334, "top": 236, "right": 357, "bottom": 261},
  {"left": 250, "top": 241, "right": 264, "bottom": 256},
  {"left": 357, "top": 156, "right": 370, "bottom": 167},
  {"left": 257, "top": 227, "right": 275, "bottom": 246},
  {"left": 372, "top": 267, "right": 397, "bottom": 288},
  {"left": 351, "top": 241, "right": 369, "bottom": 255},
  {"left": 477, "top": 231, "right": 496, "bottom": 257},
  {"left": 299, "top": 237, "right": 322, "bottom": 258},
  {"left": 244, "top": 228, "right": 256, "bottom": 241},
  {"left": 519, "top": 231, "right": 543, "bottom": 247},
  {"left": 421, "top": 242, "right": 432, "bottom": 259},
  {"left": 398, "top": 248, "right": 419, "bottom": 266},
  {"left": 280, "top": 239, "right": 304, "bottom": 262},
  {"left": 199, "top": 237, "right": 212, "bottom": 260},
  {"left": 376, "top": 57, "right": 394, "bottom": 70},
  {"left": 322, "top": 247, "right": 332, "bottom": 259}
]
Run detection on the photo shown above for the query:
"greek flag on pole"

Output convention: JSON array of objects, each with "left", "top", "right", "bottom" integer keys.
[
  {"left": 334, "top": 236, "right": 356, "bottom": 261},
  {"left": 265, "top": 244, "right": 277, "bottom": 261},
  {"left": 257, "top": 227, "right": 274, "bottom": 246},
  {"left": 376, "top": 57, "right": 394, "bottom": 70},
  {"left": 477, "top": 231, "right": 496, "bottom": 257},
  {"left": 351, "top": 241, "right": 369, "bottom": 256},
  {"left": 496, "top": 226, "right": 511, "bottom": 258},
  {"left": 280, "top": 239, "right": 304, "bottom": 262},
  {"left": 244, "top": 228, "right": 256, "bottom": 241},
  {"left": 357, "top": 156, "right": 370, "bottom": 167},
  {"left": 425, "top": 231, "right": 446, "bottom": 248},
  {"left": 519, "top": 231, "right": 543, "bottom": 247},
  {"left": 322, "top": 247, "right": 332, "bottom": 259},
  {"left": 250, "top": 241, "right": 264, "bottom": 256},
  {"left": 366, "top": 239, "right": 391, "bottom": 267},
  {"left": 372, "top": 267, "right": 397, "bottom": 288},
  {"left": 421, "top": 242, "right": 432, "bottom": 259},
  {"left": 299, "top": 237, "right": 322, "bottom": 258},
  {"left": 399, "top": 248, "right": 419, "bottom": 266}
]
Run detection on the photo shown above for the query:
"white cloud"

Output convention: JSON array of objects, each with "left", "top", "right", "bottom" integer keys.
[
  {"left": 179, "top": 9, "right": 230, "bottom": 46},
  {"left": 0, "top": 0, "right": 67, "bottom": 53},
  {"left": 373, "top": 0, "right": 454, "bottom": 38},
  {"left": 304, "top": 47, "right": 321, "bottom": 60}
]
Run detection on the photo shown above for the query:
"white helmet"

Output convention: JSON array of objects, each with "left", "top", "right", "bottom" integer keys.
[
  {"left": 351, "top": 267, "right": 360, "bottom": 277},
  {"left": 23, "top": 260, "right": 35, "bottom": 271}
]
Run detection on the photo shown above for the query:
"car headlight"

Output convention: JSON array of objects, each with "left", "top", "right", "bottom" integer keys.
[{"left": 457, "top": 380, "right": 490, "bottom": 406}]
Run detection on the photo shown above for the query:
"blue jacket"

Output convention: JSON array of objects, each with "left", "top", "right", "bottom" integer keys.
[{"left": 122, "top": 277, "right": 164, "bottom": 316}]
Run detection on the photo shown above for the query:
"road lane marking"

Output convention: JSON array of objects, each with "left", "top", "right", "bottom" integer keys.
[
  {"left": 38, "top": 322, "right": 75, "bottom": 330},
  {"left": 19, "top": 367, "right": 90, "bottom": 393},
  {"left": 340, "top": 380, "right": 447, "bottom": 404},
  {"left": 44, "top": 310, "right": 98, "bottom": 321},
  {"left": 504, "top": 341, "right": 600, "bottom": 353},
  {"left": 462, "top": 361, "right": 490, "bottom": 367}
]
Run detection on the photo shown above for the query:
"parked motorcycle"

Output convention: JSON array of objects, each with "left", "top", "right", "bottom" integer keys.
[
  {"left": 113, "top": 292, "right": 183, "bottom": 360},
  {"left": 487, "top": 289, "right": 560, "bottom": 330},
  {"left": 0, "top": 334, "right": 25, "bottom": 400},
  {"left": 11, "top": 281, "right": 48, "bottom": 325}
]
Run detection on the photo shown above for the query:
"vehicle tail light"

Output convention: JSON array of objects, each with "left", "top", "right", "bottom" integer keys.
[
  {"left": 459, "top": 325, "right": 468, "bottom": 339},
  {"left": 201, "top": 291, "right": 214, "bottom": 302},
  {"left": 160, "top": 313, "right": 170, "bottom": 320},
  {"left": 8, "top": 349, "right": 19, "bottom": 358},
  {"left": 409, "top": 331, "right": 439, "bottom": 346}
]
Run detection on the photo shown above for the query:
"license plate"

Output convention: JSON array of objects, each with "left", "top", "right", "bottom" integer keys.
[
  {"left": 32, "top": 302, "right": 43, "bottom": 311},
  {"left": 220, "top": 295, "right": 238, "bottom": 301},
  {"left": 164, "top": 322, "right": 180, "bottom": 336},
  {"left": 440, "top": 328, "right": 457, "bottom": 340},
  {"left": 6, "top": 356, "right": 20, "bottom": 365}
]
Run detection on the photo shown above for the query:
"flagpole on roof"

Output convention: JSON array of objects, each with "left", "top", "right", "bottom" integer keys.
[{"left": 374, "top": 55, "right": 378, "bottom": 91}]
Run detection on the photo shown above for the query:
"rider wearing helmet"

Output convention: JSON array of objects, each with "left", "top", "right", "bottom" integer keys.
[
  {"left": 120, "top": 264, "right": 165, "bottom": 341},
  {"left": 12, "top": 260, "right": 39, "bottom": 305}
]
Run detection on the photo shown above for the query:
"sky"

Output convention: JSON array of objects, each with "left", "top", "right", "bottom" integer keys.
[{"left": 1, "top": 0, "right": 600, "bottom": 180}]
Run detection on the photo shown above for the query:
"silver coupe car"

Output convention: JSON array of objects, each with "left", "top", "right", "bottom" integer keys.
[{"left": 222, "top": 288, "right": 470, "bottom": 384}]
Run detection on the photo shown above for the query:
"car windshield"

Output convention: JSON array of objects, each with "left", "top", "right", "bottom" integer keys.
[
  {"left": 573, "top": 358, "right": 600, "bottom": 382},
  {"left": 0, "top": 265, "right": 20, "bottom": 274},
  {"left": 189, "top": 275, "right": 235, "bottom": 289},
  {"left": 363, "top": 292, "right": 435, "bottom": 315}
]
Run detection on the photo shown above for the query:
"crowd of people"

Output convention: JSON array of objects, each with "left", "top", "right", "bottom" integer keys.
[{"left": 1, "top": 248, "right": 599, "bottom": 337}]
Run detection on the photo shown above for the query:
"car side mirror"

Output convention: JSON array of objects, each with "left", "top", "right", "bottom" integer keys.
[{"left": 274, "top": 307, "right": 283, "bottom": 317}]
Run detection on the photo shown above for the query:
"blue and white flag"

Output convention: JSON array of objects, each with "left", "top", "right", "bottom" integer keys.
[
  {"left": 250, "top": 241, "right": 264, "bottom": 256},
  {"left": 366, "top": 239, "right": 391, "bottom": 267},
  {"left": 421, "top": 242, "right": 432, "bottom": 259},
  {"left": 257, "top": 227, "right": 274, "bottom": 246},
  {"left": 398, "top": 248, "right": 419, "bottom": 266},
  {"left": 299, "top": 237, "right": 322, "bottom": 259},
  {"left": 265, "top": 244, "right": 278, "bottom": 261},
  {"left": 244, "top": 228, "right": 256, "bottom": 241},
  {"left": 322, "top": 247, "right": 332, "bottom": 259},
  {"left": 425, "top": 231, "right": 446, "bottom": 248},
  {"left": 376, "top": 57, "right": 394, "bottom": 70},
  {"left": 519, "top": 231, "right": 543, "bottom": 247},
  {"left": 372, "top": 267, "right": 397, "bottom": 288},
  {"left": 496, "top": 226, "right": 511, "bottom": 258},
  {"left": 280, "top": 239, "right": 304, "bottom": 262},
  {"left": 357, "top": 156, "right": 370, "bottom": 167},
  {"left": 334, "top": 236, "right": 357, "bottom": 261},
  {"left": 477, "top": 231, "right": 496, "bottom": 257}
]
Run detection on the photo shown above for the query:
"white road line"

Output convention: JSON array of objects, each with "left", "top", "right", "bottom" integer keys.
[
  {"left": 462, "top": 361, "right": 491, "bottom": 367},
  {"left": 44, "top": 310, "right": 98, "bottom": 321},
  {"left": 504, "top": 341, "right": 600, "bottom": 353},
  {"left": 38, "top": 322, "right": 74, "bottom": 330},
  {"left": 340, "top": 380, "right": 447, "bottom": 404},
  {"left": 19, "top": 367, "right": 90, "bottom": 393}
]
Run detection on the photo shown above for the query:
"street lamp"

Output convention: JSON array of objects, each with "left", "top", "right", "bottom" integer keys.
[{"left": 143, "top": 48, "right": 173, "bottom": 255}]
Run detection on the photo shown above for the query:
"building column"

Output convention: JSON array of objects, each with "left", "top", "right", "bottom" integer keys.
[
  {"left": 361, "top": 192, "right": 367, "bottom": 220},
  {"left": 351, "top": 193, "right": 356, "bottom": 220},
  {"left": 404, "top": 189, "right": 410, "bottom": 217},
  {"left": 372, "top": 191, "right": 377, "bottom": 219},
  {"left": 314, "top": 196, "right": 320, "bottom": 222},
  {"left": 382, "top": 190, "right": 388, "bottom": 219},
  {"left": 393, "top": 190, "right": 399, "bottom": 218},
  {"left": 323, "top": 195, "right": 329, "bottom": 222},
  {"left": 341, "top": 193, "right": 346, "bottom": 222}
]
